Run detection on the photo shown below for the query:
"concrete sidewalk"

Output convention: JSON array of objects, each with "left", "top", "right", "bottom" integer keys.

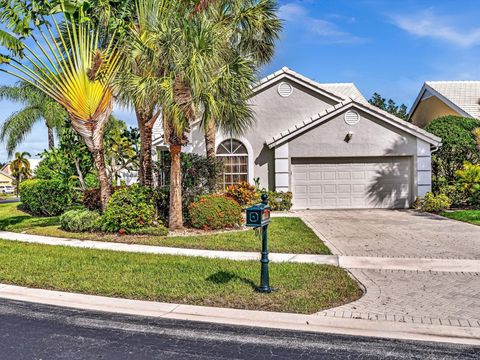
[
  {"left": 0, "top": 283, "right": 479, "bottom": 346},
  {"left": 2, "top": 231, "right": 480, "bottom": 272}
]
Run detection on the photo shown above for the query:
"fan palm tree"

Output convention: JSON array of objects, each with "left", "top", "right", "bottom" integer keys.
[
  {"left": 0, "top": 10, "right": 123, "bottom": 211},
  {"left": 0, "top": 82, "right": 67, "bottom": 156},
  {"left": 10, "top": 151, "right": 31, "bottom": 194}
]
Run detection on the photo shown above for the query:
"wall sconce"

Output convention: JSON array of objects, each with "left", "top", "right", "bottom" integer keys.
[{"left": 344, "top": 131, "right": 354, "bottom": 143}]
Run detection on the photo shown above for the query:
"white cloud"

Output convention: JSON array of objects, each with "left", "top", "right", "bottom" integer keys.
[
  {"left": 392, "top": 9, "right": 480, "bottom": 48},
  {"left": 279, "top": 3, "right": 366, "bottom": 44}
]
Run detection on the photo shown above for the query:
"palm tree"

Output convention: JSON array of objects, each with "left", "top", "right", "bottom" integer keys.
[
  {"left": 10, "top": 151, "right": 31, "bottom": 194},
  {"left": 0, "top": 11, "right": 123, "bottom": 211},
  {"left": 0, "top": 82, "right": 67, "bottom": 156},
  {"left": 201, "top": 0, "right": 282, "bottom": 159}
]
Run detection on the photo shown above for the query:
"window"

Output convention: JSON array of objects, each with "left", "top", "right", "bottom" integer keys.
[{"left": 217, "top": 139, "right": 249, "bottom": 188}]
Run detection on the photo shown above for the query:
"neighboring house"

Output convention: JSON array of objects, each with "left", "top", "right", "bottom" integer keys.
[
  {"left": 408, "top": 81, "right": 480, "bottom": 128},
  {"left": 0, "top": 170, "right": 14, "bottom": 187},
  {"left": 158, "top": 67, "right": 441, "bottom": 210},
  {"left": 1, "top": 159, "right": 42, "bottom": 177}
]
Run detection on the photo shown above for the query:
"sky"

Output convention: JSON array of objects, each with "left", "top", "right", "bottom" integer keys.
[{"left": 2, "top": 0, "right": 480, "bottom": 162}]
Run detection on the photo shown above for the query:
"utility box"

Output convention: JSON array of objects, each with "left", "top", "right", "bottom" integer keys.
[{"left": 245, "top": 200, "right": 271, "bottom": 228}]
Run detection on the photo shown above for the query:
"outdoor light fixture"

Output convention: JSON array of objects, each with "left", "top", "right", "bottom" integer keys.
[{"left": 344, "top": 131, "right": 354, "bottom": 143}]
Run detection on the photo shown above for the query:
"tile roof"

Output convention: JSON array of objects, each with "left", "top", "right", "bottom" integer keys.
[
  {"left": 252, "top": 67, "right": 366, "bottom": 102},
  {"left": 425, "top": 81, "right": 480, "bottom": 118}
]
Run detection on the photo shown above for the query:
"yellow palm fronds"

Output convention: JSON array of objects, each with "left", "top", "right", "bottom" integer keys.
[{"left": 0, "top": 12, "right": 122, "bottom": 137}]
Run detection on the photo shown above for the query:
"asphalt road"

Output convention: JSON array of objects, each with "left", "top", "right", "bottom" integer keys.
[
  {"left": 0, "top": 299, "right": 478, "bottom": 359},
  {"left": 0, "top": 197, "right": 19, "bottom": 204}
]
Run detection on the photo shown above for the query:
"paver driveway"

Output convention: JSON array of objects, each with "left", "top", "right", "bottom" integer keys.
[{"left": 300, "top": 209, "right": 480, "bottom": 259}]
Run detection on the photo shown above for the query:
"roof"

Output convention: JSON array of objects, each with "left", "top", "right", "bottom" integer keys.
[
  {"left": 0, "top": 170, "right": 13, "bottom": 180},
  {"left": 409, "top": 81, "right": 480, "bottom": 119},
  {"left": 266, "top": 97, "right": 442, "bottom": 149},
  {"left": 252, "top": 67, "right": 366, "bottom": 102}
]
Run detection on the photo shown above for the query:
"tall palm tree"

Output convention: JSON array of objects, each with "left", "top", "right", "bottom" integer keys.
[
  {"left": 10, "top": 151, "right": 31, "bottom": 194},
  {"left": 0, "top": 82, "right": 67, "bottom": 156},
  {"left": 0, "top": 10, "right": 123, "bottom": 211},
  {"left": 202, "top": 0, "right": 282, "bottom": 159}
]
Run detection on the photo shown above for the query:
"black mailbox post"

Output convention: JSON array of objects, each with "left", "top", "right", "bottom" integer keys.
[{"left": 246, "top": 194, "right": 272, "bottom": 293}]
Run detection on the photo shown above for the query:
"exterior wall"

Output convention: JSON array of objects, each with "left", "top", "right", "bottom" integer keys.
[
  {"left": 410, "top": 96, "right": 460, "bottom": 128},
  {"left": 0, "top": 172, "right": 13, "bottom": 186},
  {"left": 284, "top": 107, "right": 431, "bottom": 201},
  {"left": 190, "top": 78, "right": 338, "bottom": 190}
]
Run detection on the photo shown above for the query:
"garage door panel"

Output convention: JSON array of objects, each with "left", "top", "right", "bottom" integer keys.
[{"left": 291, "top": 157, "right": 411, "bottom": 209}]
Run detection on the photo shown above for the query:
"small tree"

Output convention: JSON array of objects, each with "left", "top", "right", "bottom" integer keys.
[
  {"left": 369, "top": 92, "right": 408, "bottom": 120},
  {"left": 10, "top": 151, "right": 31, "bottom": 194},
  {"left": 425, "top": 116, "right": 480, "bottom": 188}
]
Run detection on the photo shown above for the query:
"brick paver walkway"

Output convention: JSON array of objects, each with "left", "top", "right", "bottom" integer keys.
[{"left": 317, "top": 269, "right": 480, "bottom": 328}]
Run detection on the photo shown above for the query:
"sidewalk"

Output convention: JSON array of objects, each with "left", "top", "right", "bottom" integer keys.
[
  {"left": 0, "top": 283, "right": 479, "bottom": 346},
  {"left": 1, "top": 231, "right": 480, "bottom": 272}
]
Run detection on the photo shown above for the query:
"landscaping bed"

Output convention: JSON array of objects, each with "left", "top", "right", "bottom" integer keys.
[
  {"left": 0, "top": 203, "right": 331, "bottom": 254},
  {"left": 0, "top": 240, "right": 360, "bottom": 314},
  {"left": 441, "top": 210, "right": 480, "bottom": 226}
]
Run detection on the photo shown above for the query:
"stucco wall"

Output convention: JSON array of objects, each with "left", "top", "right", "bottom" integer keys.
[
  {"left": 410, "top": 96, "right": 460, "bottom": 128},
  {"left": 0, "top": 173, "right": 13, "bottom": 186},
  {"left": 190, "top": 79, "right": 338, "bottom": 189}
]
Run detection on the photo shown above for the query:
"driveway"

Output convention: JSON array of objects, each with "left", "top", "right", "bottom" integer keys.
[{"left": 300, "top": 209, "right": 480, "bottom": 259}]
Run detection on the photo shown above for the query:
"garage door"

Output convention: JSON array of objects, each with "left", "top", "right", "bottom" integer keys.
[{"left": 291, "top": 157, "right": 411, "bottom": 209}]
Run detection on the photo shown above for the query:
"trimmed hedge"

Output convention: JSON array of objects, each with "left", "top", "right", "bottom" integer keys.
[
  {"left": 421, "top": 192, "right": 452, "bottom": 213},
  {"left": 19, "top": 179, "right": 72, "bottom": 216},
  {"left": 188, "top": 194, "right": 243, "bottom": 230},
  {"left": 225, "top": 182, "right": 257, "bottom": 206},
  {"left": 60, "top": 209, "right": 101, "bottom": 232},
  {"left": 101, "top": 185, "right": 156, "bottom": 233}
]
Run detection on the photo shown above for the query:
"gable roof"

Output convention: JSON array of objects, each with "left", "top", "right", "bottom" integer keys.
[
  {"left": 409, "top": 81, "right": 480, "bottom": 120},
  {"left": 0, "top": 170, "right": 13, "bottom": 180},
  {"left": 266, "top": 97, "right": 442, "bottom": 149},
  {"left": 252, "top": 67, "right": 366, "bottom": 103}
]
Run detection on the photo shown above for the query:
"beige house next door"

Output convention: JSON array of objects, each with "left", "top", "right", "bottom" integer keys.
[{"left": 291, "top": 157, "right": 412, "bottom": 209}]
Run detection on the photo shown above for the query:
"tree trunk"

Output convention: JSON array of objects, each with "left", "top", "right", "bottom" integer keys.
[
  {"left": 74, "top": 158, "right": 86, "bottom": 191},
  {"left": 135, "top": 107, "right": 155, "bottom": 187},
  {"left": 168, "top": 143, "right": 183, "bottom": 230},
  {"left": 47, "top": 126, "right": 55, "bottom": 149},
  {"left": 143, "top": 124, "right": 154, "bottom": 187},
  {"left": 92, "top": 148, "right": 111, "bottom": 212},
  {"left": 205, "top": 120, "right": 216, "bottom": 159}
]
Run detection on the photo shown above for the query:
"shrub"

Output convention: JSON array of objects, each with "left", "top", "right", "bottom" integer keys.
[
  {"left": 129, "top": 225, "right": 168, "bottom": 236},
  {"left": 420, "top": 192, "right": 452, "bottom": 213},
  {"left": 455, "top": 161, "right": 480, "bottom": 206},
  {"left": 188, "top": 194, "right": 243, "bottom": 230},
  {"left": 19, "top": 179, "right": 72, "bottom": 216},
  {"left": 101, "top": 185, "right": 156, "bottom": 233},
  {"left": 158, "top": 153, "right": 224, "bottom": 221},
  {"left": 266, "top": 191, "right": 293, "bottom": 211},
  {"left": 60, "top": 209, "right": 101, "bottom": 232},
  {"left": 82, "top": 186, "right": 124, "bottom": 211},
  {"left": 425, "top": 116, "right": 480, "bottom": 189},
  {"left": 225, "top": 182, "right": 257, "bottom": 206},
  {"left": 438, "top": 185, "right": 468, "bottom": 207}
]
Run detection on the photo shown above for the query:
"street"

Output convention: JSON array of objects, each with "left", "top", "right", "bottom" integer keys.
[{"left": 0, "top": 299, "right": 478, "bottom": 359}]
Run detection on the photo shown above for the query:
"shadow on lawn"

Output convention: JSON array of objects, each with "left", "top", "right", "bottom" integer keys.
[
  {"left": 206, "top": 271, "right": 257, "bottom": 289},
  {"left": 0, "top": 205, "right": 59, "bottom": 231}
]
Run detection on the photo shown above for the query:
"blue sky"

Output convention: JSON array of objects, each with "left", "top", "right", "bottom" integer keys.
[{"left": 2, "top": 0, "right": 480, "bottom": 162}]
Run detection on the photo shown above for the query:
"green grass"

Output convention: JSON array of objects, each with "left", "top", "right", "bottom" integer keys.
[
  {"left": 441, "top": 210, "right": 480, "bottom": 226},
  {"left": 0, "top": 203, "right": 330, "bottom": 254},
  {"left": 0, "top": 240, "right": 360, "bottom": 313}
]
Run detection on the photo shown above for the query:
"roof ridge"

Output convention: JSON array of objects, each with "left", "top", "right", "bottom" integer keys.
[{"left": 426, "top": 80, "right": 480, "bottom": 84}]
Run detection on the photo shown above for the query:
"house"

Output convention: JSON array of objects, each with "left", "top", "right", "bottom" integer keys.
[
  {"left": 408, "top": 81, "right": 480, "bottom": 128},
  {"left": 0, "top": 169, "right": 14, "bottom": 187},
  {"left": 162, "top": 67, "right": 441, "bottom": 209}
]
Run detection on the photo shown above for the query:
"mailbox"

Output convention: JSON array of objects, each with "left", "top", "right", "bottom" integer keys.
[{"left": 246, "top": 202, "right": 271, "bottom": 228}]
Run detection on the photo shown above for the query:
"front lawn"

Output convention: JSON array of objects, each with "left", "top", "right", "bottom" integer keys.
[
  {"left": 0, "top": 240, "right": 360, "bottom": 313},
  {"left": 441, "top": 210, "right": 480, "bottom": 226},
  {"left": 0, "top": 203, "right": 330, "bottom": 254}
]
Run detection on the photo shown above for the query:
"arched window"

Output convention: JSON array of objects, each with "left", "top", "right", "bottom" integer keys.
[{"left": 217, "top": 139, "right": 249, "bottom": 188}]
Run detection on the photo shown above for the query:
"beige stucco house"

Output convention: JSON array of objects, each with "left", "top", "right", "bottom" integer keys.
[
  {"left": 0, "top": 170, "right": 14, "bottom": 187},
  {"left": 408, "top": 81, "right": 480, "bottom": 128},
  {"left": 181, "top": 67, "right": 441, "bottom": 210}
]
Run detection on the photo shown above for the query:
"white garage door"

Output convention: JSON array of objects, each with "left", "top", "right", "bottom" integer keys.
[{"left": 291, "top": 157, "right": 412, "bottom": 209}]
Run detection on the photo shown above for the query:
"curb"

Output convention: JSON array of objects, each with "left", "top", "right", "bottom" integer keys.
[{"left": 0, "top": 284, "right": 479, "bottom": 345}]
